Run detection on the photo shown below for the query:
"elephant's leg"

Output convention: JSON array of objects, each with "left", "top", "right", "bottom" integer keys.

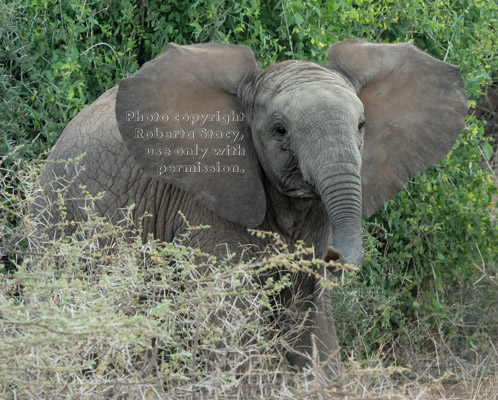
[{"left": 279, "top": 267, "right": 341, "bottom": 370}]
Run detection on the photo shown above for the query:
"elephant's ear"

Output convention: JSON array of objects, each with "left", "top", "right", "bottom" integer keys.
[
  {"left": 328, "top": 40, "right": 467, "bottom": 219},
  {"left": 116, "top": 43, "right": 265, "bottom": 228}
]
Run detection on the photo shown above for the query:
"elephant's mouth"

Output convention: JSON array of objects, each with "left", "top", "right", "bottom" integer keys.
[
  {"left": 278, "top": 163, "right": 321, "bottom": 199},
  {"left": 282, "top": 185, "right": 320, "bottom": 199}
]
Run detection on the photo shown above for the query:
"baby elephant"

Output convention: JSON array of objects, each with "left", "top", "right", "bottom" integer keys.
[{"left": 36, "top": 40, "right": 467, "bottom": 369}]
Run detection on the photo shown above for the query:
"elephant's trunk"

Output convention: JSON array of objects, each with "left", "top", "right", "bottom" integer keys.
[
  {"left": 317, "top": 169, "right": 363, "bottom": 266},
  {"left": 303, "top": 150, "right": 363, "bottom": 267}
]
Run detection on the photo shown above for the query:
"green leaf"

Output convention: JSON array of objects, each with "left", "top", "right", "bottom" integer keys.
[
  {"left": 294, "top": 14, "right": 304, "bottom": 25},
  {"left": 481, "top": 141, "right": 494, "bottom": 161}
]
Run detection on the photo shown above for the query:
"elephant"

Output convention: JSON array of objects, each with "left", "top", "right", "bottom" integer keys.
[{"left": 35, "top": 40, "right": 467, "bottom": 370}]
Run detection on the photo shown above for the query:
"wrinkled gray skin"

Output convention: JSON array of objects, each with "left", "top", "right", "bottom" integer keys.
[{"left": 36, "top": 40, "right": 467, "bottom": 370}]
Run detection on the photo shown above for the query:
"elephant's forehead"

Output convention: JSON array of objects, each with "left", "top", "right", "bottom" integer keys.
[{"left": 257, "top": 60, "right": 355, "bottom": 94}]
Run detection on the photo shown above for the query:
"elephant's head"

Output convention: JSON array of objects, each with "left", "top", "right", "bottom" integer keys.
[{"left": 115, "top": 41, "right": 467, "bottom": 266}]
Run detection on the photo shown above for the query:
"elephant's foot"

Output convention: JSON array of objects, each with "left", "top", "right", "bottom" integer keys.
[
  {"left": 280, "top": 271, "right": 342, "bottom": 373},
  {"left": 285, "top": 289, "right": 341, "bottom": 372}
]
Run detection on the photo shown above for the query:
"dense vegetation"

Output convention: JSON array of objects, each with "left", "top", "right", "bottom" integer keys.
[{"left": 1, "top": 0, "right": 497, "bottom": 398}]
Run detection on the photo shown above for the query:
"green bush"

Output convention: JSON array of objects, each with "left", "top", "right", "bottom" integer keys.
[
  {"left": 2, "top": 0, "right": 497, "bottom": 156},
  {"left": 1, "top": 0, "right": 497, "bottom": 395},
  {"left": 1, "top": 0, "right": 137, "bottom": 159},
  {"left": 334, "top": 118, "right": 498, "bottom": 357}
]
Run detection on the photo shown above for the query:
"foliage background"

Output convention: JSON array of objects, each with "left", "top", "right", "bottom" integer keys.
[{"left": 1, "top": 0, "right": 497, "bottom": 398}]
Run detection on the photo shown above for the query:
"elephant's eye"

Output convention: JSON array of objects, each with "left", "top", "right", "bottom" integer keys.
[
  {"left": 274, "top": 125, "right": 287, "bottom": 135},
  {"left": 358, "top": 120, "right": 366, "bottom": 131}
]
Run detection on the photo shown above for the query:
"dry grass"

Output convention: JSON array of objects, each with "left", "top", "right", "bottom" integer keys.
[{"left": 1, "top": 155, "right": 496, "bottom": 399}]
